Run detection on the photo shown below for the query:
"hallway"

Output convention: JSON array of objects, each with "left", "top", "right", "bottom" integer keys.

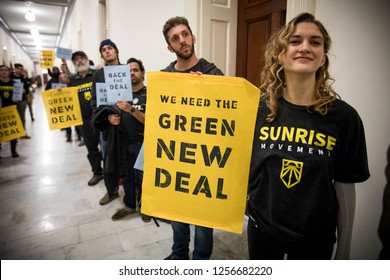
[{"left": 0, "top": 88, "right": 248, "bottom": 260}]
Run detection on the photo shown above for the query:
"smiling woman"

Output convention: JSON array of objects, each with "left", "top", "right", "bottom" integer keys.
[
  {"left": 247, "top": 12, "right": 370, "bottom": 260},
  {"left": 281, "top": 22, "right": 326, "bottom": 85}
]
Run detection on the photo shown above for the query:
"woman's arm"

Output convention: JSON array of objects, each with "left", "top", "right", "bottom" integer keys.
[{"left": 334, "top": 181, "right": 356, "bottom": 259}]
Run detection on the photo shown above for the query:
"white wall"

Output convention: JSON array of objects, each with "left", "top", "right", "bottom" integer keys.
[
  {"left": 313, "top": 0, "right": 390, "bottom": 259},
  {"left": 59, "top": 0, "right": 101, "bottom": 72},
  {"left": 0, "top": 28, "right": 35, "bottom": 76},
  {"left": 60, "top": 0, "right": 197, "bottom": 76},
  {"left": 106, "top": 0, "right": 197, "bottom": 74}
]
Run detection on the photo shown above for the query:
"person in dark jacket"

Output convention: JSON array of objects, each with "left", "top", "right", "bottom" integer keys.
[
  {"left": 161, "top": 16, "right": 224, "bottom": 260},
  {"left": 69, "top": 51, "right": 103, "bottom": 186},
  {"left": 45, "top": 66, "right": 60, "bottom": 90},
  {"left": 0, "top": 64, "right": 19, "bottom": 157},
  {"left": 91, "top": 39, "right": 122, "bottom": 206}
]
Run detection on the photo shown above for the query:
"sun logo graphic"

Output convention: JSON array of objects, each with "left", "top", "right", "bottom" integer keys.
[
  {"left": 280, "top": 159, "right": 303, "bottom": 189},
  {"left": 84, "top": 91, "right": 92, "bottom": 101}
]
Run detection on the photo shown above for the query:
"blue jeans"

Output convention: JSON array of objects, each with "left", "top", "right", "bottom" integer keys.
[{"left": 171, "top": 221, "right": 213, "bottom": 260}]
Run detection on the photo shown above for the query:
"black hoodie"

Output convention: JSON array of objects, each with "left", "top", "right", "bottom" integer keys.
[{"left": 161, "top": 58, "right": 223, "bottom": 76}]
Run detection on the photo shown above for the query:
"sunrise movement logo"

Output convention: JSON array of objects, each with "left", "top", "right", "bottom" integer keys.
[{"left": 280, "top": 159, "right": 303, "bottom": 189}]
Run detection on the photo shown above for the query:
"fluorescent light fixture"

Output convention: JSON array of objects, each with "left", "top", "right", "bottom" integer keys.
[
  {"left": 25, "top": 10, "right": 36, "bottom": 22},
  {"left": 30, "top": 27, "right": 40, "bottom": 36}
]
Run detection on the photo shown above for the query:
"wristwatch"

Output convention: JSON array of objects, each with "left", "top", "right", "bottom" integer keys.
[{"left": 130, "top": 106, "right": 136, "bottom": 113}]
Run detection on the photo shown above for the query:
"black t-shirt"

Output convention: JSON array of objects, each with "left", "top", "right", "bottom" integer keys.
[
  {"left": 247, "top": 97, "right": 370, "bottom": 246},
  {"left": 0, "top": 79, "right": 16, "bottom": 107},
  {"left": 120, "top": 86, "right": 146, "bottom": 141},
  {"left": 68, "top": 69, "right": 95, "bottom": 119}
]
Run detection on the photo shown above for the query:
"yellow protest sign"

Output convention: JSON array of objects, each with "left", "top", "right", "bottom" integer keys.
[
  {"left": 41, "top": 87, "right": 83, "bottom": 130},
  {"left": 0, "top": 105, "right": 26, "bottom": 143},
  {"left": 39, "top": 50, "right": 55, "bottom": 69},
  {"left": 142, "top": 72, "right": 260, "bottom": 234}
]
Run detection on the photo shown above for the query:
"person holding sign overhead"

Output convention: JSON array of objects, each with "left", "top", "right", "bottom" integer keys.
[
  {"left": 0, "top": 64, "right": 20, "bottom": 157},
  {"left": 161, "top": 16, "right": 224, "bottom": 260},
  {"left": 246, "top": 13, "right": 370, "bottom": 260},
  {"left": 69, "top": 51, "right": 103, "bottom": 186}
]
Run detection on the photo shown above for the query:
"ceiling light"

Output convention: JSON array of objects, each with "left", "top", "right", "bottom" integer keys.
[
  {"left": 30, "top": 27, "right": 40, "bottom": 36},
  {"left": 25, "top": 10, "right": 36, "bottom": 22}
]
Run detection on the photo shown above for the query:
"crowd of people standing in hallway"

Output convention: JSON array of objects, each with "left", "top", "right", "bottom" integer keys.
[{"left": 4, "top": 13, "right": 389, "bottom": 261}]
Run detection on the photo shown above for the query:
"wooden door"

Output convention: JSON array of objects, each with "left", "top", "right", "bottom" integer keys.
[{"left": 236, "top": 0, "right": 287, "bottom": 87}]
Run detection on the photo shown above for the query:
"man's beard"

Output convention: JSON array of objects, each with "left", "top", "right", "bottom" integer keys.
[
  {"left": 75, "top": 64, "right": 89, "bottom": 72},
  {"left": 174, "top": 44, "right": 195, "bottom": 60}
]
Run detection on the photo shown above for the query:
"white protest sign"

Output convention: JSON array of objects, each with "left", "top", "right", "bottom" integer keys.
[
  {"left": 96, "top": 83, "right": 114, "bottom": 107},
  {"left": 51, "top": 83, "right": 67, "bottom": 89},
  {"left": 56, "top": 47, "right": 73, "bottom": 60},
  {"left": 104, "top": 65, "right": 132, "bottom": 103},
  {"left": 12, "top": 82, "right": 23, "bottom": 101}
]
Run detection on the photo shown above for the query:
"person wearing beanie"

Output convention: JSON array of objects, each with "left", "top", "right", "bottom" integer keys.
[
  {"left": 99, "top": 39, "right": 118, "bottom": 54},
  {"left": 91, "top": 40, "right": 141, "bottom": 222},
  {"left": 98, "top": 39, "right": 120, "bottom": 66},
  {"left": 91, "top": 39, "right": 121, "bottom": 207}
]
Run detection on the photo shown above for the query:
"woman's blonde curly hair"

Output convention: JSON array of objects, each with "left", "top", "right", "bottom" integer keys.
[{"left": 260, "top": 12, "right": 340, "bottom": 122}]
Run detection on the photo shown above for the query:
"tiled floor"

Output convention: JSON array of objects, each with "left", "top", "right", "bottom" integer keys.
[{"left": 0, "top": 89, "right": 248, "bottom": 260}]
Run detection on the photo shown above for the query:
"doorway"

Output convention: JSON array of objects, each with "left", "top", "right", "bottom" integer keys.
[{"left": 236, "top": 0, "right": 287, "bottom": 87}]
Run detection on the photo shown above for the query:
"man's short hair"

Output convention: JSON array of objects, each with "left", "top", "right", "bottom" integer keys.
[{"left": 162, "top": 16, "right": 193, "bottom": 44}]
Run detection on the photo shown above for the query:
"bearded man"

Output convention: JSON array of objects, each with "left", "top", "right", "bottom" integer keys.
[{"left": 69, "top": 51, "right": 103, "bottom": 186}]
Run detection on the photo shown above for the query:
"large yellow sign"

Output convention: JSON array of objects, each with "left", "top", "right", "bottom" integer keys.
[
  {"left": 0, "top": 105, "right": 26, "bottom": 143},
  {"left": 142, "top": 72, "right": 260, "bottom": 234},
  {"left": 41, "top": 87, "right": 83, "bottom": 130}
]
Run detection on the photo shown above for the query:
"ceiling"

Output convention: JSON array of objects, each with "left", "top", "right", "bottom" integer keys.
[{"left": 0, "top": 0, "right": 75, "bottom": 63}]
